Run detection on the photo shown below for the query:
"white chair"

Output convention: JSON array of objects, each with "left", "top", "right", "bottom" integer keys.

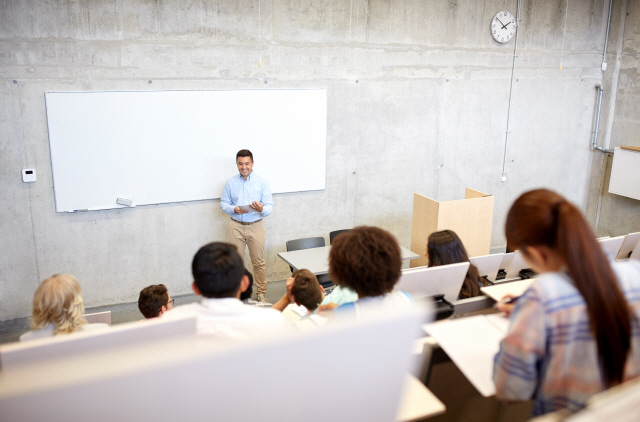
[
  {"left": 0, "top": 306, "right": 434, "bottom": 422},
  {"left": 617, "top": 232, "right": 640, "bottom": 260},
  {"left": 82, "top": 311, "right": 111, "bottom": 326},
  {"left": 598, "top": 236, "right": 626, "bottom": 261},
  {"left": 469, "top": 253, "right": 504, "bottom": 282},
  {"left": 0, "top": 314, "right": 196, "bottom": 372},
  {"left": 396, "top": 262, "right": 469, "bottom": 303},
  {"left": 504, "top": 250, "right": 531, "bottom": 281}
]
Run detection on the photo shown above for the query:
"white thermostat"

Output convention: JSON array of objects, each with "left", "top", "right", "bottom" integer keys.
[{"left": 22, "top": 169, "right": 36, "bottom": 182}]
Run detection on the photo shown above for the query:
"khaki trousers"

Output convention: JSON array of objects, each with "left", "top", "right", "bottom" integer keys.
[{"left": 227, "top": 218, "right": 267, "bottom": 295}]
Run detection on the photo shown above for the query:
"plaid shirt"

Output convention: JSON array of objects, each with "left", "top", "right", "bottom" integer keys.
[{"left": 493, "top": 260, "right": 640, "bottom": 416}]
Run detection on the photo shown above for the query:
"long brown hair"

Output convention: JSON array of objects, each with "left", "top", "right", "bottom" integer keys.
[
  {"left": 427, "top": 230, "right": 488, "bottom": 299},
  {"left": 505, "top": 189, "right": 631, "bottom": 388}
]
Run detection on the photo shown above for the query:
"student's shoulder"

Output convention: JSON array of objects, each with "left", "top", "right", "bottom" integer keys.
[
  {"left": 243, "top": 304, "right": 285, "bottom": 320},
  {"left": 613, "top": 260, "right": 640, "bottom": 293},
  {"left": 163, "top": 303, "right": 202, "bottom": 318},
  {"left": 83, "top": 323, "right": 110, "bottom": 332},
  {"left": 531, "top": 272, "right": 576, "bottom": 299}
]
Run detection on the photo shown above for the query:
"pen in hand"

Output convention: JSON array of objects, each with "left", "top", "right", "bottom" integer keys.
[{"left": 494, "top": 295, "right": 518, "bottom": 316}]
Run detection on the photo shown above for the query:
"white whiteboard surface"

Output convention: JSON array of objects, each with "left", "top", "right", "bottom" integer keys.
[
  {"left": 45, "top": 90, "right": 327, "bottom": 212},
  {"left": 609, "top": 147, "right": 640, "bottom": 201}
]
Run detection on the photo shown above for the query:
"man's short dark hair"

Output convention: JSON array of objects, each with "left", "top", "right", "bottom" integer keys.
[
  {"left": 239, "top": 269, "right": 254, "bottom": 301},
  {"left": 192, "top": 242, "right": 245, "bottom": 298},
  {"left": 138, "top": 284, "right": 169, "bottom": 319},
  {"left": 291, "top": 269, "right": 323, "bottom": 312},
  {"left": 329, "top": 226, "right": 402, "bottom": 297},
  {"left": 236, "top": 149, "right": 253, "bottom": 161}
]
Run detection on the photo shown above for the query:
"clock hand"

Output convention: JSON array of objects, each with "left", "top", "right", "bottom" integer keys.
[{"left": 497, "top": 17, "right": 507, "bottom": 27}]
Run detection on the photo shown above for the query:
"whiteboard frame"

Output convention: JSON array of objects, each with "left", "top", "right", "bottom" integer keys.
[{"left": 45, "top": 89, "right": 328, "bottom": 212}]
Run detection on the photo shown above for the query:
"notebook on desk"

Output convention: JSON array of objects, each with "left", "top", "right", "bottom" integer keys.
[
  {"left": 481, "top": 279, "right": 535, "bottom": 302},
  {"left": 424, "top": 313, "right": 509, "bottom": 397}
]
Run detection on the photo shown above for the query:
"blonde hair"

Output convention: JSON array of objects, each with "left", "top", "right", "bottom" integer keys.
[{"left": 30, "top": 274, "right": 87, "bottom": 335}]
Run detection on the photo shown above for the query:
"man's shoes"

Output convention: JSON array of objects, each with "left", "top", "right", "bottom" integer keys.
[{"left": 256, "top": 294, "right": 268, "bottom": 304}]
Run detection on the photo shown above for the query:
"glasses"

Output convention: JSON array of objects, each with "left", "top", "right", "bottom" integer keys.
[{"left": 167, "top": 298, "right": 175, "bottom": 306}]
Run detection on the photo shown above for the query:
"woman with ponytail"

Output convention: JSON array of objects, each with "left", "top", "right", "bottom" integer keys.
[{"left": 493, "top": 189, "right": 640, "bottom": 416}]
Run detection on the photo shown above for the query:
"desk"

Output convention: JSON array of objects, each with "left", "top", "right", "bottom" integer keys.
[
  {"left": 396, "top": 375, "right": 446, "bottom": 421},
  {"left": 277, "top": 245, "right": 420, "bottom": 275}
]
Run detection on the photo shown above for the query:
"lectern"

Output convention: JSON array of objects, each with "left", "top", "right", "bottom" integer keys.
[{"left": 410, "top": 188, "right": 494, "bottom": 268}]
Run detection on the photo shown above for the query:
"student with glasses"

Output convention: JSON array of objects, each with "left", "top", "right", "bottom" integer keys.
[{"left": 138, "top": 284, "right": 174, "bottom": 319}]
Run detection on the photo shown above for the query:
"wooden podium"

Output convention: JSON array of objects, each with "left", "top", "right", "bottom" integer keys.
[{"left": 410, "top": 188, "right": 495, "bottom": 268}]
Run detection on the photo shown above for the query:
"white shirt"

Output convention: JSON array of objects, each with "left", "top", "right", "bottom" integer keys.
[
  {"left": 19, "top": 322, "right": 110, "bottom": 342},
  {"left": 164, "top": 297, "right": 286, "bottom": 340}
]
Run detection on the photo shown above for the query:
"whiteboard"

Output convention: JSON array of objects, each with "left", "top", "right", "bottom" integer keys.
[
  {"left": 45, "top": 90, "right": 327, "bottom": 212},
  {"left": 609, "top": 147, "right": 640, "bottom": 201}
]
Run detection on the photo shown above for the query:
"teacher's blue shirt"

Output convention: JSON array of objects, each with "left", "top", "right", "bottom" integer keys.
[{"left": 220, "top": 172, "right": 273, "bottom": 223}]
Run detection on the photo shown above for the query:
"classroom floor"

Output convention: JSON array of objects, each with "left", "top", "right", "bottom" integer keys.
[{"left": 0, "top": 279, "right": 287, "bottom": 345}]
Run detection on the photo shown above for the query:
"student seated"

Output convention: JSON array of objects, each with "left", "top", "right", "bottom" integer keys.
[
  {"left": 272, "top": 271, "right": 358, "bottom": 313},
  {"left": 426, "top": 229, "right": 488, "bottom": 299},
  {"left": 493, "top": 189, "right": 640, "bottom": 416},
  {"left": 20, "top": 274, "right": 109, "bottom": 342},
  {"left": 290, "top": 269, "right": 324, "bottom": 315},
  {"left": 165, "top": 242, "right": 285, "bottom": 339},
  {"left": 138, "top": 284, "right": 174, "bottom": 319},
  {"left": 240, "top": 269, "right": 272, "bottom": 307},
  {"left": 319, "top": 226, "right": 413, "bottom": 316}
]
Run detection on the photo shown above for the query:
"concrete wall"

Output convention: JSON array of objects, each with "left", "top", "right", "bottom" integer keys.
[
  {"left": 0, "top": 0, "right": 620, "bottom": 320},
  {"left": 587, "top": 0, "right": 640, "bottom": 238}
]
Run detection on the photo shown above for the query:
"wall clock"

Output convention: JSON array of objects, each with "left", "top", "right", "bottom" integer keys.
[{"left": 491, "top": 11, "right": 517, "bottom": 44}]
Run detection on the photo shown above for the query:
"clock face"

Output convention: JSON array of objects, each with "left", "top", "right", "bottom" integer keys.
[{"left": 491, "top": 11, "right": 517, "bottom": 44}]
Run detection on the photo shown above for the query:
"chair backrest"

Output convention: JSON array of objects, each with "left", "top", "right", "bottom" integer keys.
[
  {"left": 469, "top": 253, "right": 503, "bottom": 282},
  {"left": 499, "top": 252, "right": 515, "bottom": 271},
  {"left": 504, "top": 250, "right": 531, "bottom": 280},
  {"left": 0, "top": 314, "right": 196, "bottom": 372},
  {"left": 598, "top": 235, "right": 626, "bottom": 261},
  {"left": 83, "top": 311, "right": 111, "bottom": 326},
  {"left": 632, "top": 240, "right": 640, "bottom": 261},
  {"left": 395, "top": 262, "right": 470, "bottom": 302},
  {"left": 617, "top": 232, "right": 640, "bottom": 260},
  {"left": 286, "top": 236, "right": 325, "bottom": 252},
  {"left": 0, "top": 306, "right": 432, "bottom": 422},
  {"left": 329, "top": 229, "right": 350, "bottom": 244}
]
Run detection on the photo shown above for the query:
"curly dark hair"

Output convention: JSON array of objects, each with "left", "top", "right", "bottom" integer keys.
[{"left": 329, "top": 226, "right": 402, "bottom": 297}]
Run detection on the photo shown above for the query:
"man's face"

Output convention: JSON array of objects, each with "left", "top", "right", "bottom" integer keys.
[
  {"left": 166, "top": 294, "right": 173, "bottom": 311},
  {"left": 236, "top": 156, "right": 254, "bottom": 178}
]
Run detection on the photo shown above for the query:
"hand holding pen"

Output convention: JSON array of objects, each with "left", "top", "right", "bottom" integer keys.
[{"left": 495, "top": 294, "right": 518, "bottom": 316}]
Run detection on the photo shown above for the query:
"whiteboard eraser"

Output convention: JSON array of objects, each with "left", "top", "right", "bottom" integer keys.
[
  {"left": 22, "top": 169, "right": 36, "bottom": 182},
  {"left": 116, "top": 197, "right": 133, "bottom": 207}
]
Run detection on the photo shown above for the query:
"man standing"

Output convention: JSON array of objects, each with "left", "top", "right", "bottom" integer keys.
[{"left": 220, "top": 149, "right": 273, "bottom": 303}]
